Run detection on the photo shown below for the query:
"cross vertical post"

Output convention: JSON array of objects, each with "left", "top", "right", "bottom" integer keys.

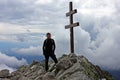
[
  {"left": 69, "top": 2, "right": 74, "bottom": 53},
  {"left": 65, "top": 2, "right": 79, "bottom": 54}
]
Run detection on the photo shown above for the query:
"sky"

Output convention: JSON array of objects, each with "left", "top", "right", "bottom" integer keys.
[{"left": 0, "top": 0, "right": 120, "bottom": 72}]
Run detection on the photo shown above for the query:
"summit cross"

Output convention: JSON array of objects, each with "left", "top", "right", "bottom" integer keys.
[{"left": 65, "top": 2, "right": 79, "bottom": 53}]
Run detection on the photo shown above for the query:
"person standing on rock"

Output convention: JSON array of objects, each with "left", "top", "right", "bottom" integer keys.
[{"left": 43, "top": 33, "right": 58, "bottom": 71}]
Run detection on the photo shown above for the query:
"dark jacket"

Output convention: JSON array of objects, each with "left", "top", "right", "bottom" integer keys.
[{"left": 43, "top": 38, "right": 56, "bottom": 55}]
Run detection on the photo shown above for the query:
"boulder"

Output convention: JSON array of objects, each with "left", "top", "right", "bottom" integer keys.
[
  {"left": 42, "top": 72, "right": 56, "bottom": 80},
  {"left": 56, "top": 59, "right": 73, "bottom": 70},
  {"left": 0, "top": 78, "right": 10, "bottom": 80},
  {"left": 0, "top": 69, "right": 10, "bottom": 78}
]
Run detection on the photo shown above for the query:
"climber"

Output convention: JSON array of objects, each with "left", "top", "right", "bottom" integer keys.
[{"left": 43, "top": 32, "right": 58, "bottom": 71}]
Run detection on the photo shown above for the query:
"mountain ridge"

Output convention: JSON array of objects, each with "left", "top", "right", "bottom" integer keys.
[{"left": 0, "top": 53, "right": 114, "bottom": 80}]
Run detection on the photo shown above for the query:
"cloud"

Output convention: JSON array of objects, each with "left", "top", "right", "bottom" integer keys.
[
  {"left": 0, "top": 64, "right": 16, "bottom": 73},
  {"left": 0, "top": 22, "right": 28, "bottom": 34},
  {"left": 78, "top": 0, "right": 116, "bottom": 17},
  {"left": 12, "top": 46, "right": 42, "bottom": 56},
  {"left": 90, "top": 24, "right": 120, "bottom": 70},
  {"left": 0, "top": 22, "right": 47, "bottom": 34},
  {"left": 35, "top": 0, "right": 54, "bottom": 4},
  {"left": 0, "top": 52, "right": 28, "bottom": 72},
  {"left": 74, "top": 1, "right": 120, "bottom": 70},
  {"left": 0, "top": 22, "right": 47, "bottom": 42}
]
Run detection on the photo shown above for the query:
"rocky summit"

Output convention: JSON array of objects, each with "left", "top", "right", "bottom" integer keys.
[{"left": 0, "top": 54, "right": 114, "bottom": 80}]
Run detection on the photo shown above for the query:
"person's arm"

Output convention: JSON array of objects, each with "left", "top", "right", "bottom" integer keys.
[
  {"left": 52, "top": 39, "right": 56, "bottom": 52},
  {"left": 43, "top": 40, "right": 46, "bottom": 53}
]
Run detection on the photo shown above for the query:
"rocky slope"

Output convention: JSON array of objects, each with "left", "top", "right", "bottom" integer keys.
[{"left": 0, "top": 53, "right": 114, "bottom": 80}]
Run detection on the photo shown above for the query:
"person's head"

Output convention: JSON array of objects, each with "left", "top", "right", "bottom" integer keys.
[{"left": 46, "top": 32, "right": 51, "bottom": 39}]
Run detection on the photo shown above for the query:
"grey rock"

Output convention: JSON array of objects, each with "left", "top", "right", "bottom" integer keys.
[
  {"left": 18, "top": 76, "right": 29, "bottom": 80},
  {"left": 56, "top": 59, "right": 72, "bottom": 70},
  {"left": 42, "top": 72, "right": 56, "bottom": 80},
  {"left": 0, "top": 69, "right": 10, "bottom": 78},
  {"left": 0, "top": 78, "right": 10, "bottom": 80}
]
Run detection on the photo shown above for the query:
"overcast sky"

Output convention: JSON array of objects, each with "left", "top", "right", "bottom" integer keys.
[{"left": 0, "top": 0, "right": 120, "bottom": 71}]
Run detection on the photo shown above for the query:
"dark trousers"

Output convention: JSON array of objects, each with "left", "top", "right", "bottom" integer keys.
[{"left": 44, "top": 53, "right": 58, "bottom": 71}]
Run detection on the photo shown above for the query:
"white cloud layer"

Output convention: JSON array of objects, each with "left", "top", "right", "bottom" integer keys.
[
  {"left": 0, "top": 52, "right": 27, "bottom": 72},
  {"left": 12, "top": 46, "right": 42, "bottom": 56},
  {"left": 0, "top": 22, "right": 48, "bottom": 42},
  {"left": 35, "top": 0, "right": 54, "bottom": 4},
  {"left": 0, "top": 64, "right": 16, "bottom": 73}
]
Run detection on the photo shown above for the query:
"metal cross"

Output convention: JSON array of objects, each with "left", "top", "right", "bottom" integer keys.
[{"left": 65, "top": 2, "right": 79, "bottom": 53}]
